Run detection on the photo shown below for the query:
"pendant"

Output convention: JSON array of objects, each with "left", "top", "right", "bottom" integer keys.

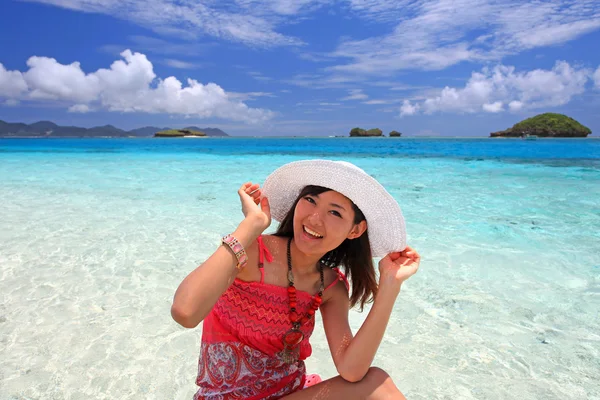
[{"left": 280, "top": 326, "right": 304, "bottom": 364}]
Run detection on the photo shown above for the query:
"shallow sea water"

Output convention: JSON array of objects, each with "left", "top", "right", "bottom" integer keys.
[{"left": 1, "top": 138, "right": 599, "bottom": 399}]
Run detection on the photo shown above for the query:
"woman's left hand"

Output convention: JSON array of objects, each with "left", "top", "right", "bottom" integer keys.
[{"left": 378, "top": 246, "right": 421, "bottom": 290}]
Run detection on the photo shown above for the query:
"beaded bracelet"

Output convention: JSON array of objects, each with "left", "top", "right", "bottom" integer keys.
[{"left": 221, "top": 234, "right": 248, "bottom": 270}]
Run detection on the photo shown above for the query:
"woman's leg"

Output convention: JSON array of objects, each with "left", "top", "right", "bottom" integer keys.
[{"left": 282, "top": 367, "right": 406, "bottom": 400}]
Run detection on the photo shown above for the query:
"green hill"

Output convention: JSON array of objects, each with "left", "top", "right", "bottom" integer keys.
[
  {"left": 490, "top": 113, "right": 592, "bottom": 138},
  {"left": 0, "top": 120, "right": 229, "bottom": 137}
]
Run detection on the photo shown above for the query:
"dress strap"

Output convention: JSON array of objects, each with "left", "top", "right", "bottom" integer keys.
[
  {"left": 256, "top": 235, "right": 274, "bottom": 284},
  {"left": 325, "top": 267, "right": 350, "bottom": 291}
]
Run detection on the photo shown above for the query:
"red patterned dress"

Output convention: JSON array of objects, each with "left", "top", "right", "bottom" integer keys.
[{"left": 194, "top": 236, "right": 349, "bottom": 400}]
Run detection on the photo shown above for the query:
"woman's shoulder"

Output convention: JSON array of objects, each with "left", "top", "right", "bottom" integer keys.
[
  {"left": 260, "top": 234, "right": 286, "bottom": 247},
  {"left": 322, "top": 266, "right": 349, "bottom": 303},
  {"left": 322, "top": 266, "right": 340, "bottom": 288}
]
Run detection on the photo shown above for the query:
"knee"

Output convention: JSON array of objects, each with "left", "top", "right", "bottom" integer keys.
[
  {"left": 362, "top": 367, "right": 405, "bottom": 400},
  {"left": 365, "top": 367, "right": 390, "bottom": 381}
]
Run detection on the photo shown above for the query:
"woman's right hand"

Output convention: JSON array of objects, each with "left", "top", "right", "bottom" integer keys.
[{"left": 238, "top": 182, "right": 271, "bottom": 234}]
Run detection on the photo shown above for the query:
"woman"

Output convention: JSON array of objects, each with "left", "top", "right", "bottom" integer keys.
[{"left": 172, "top": 160, "right": 421, "bottom": 399}]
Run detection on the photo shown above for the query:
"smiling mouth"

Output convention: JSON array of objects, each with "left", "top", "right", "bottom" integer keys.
[{"left": 303, "top": 225, "right": 323, "bottom": 239}]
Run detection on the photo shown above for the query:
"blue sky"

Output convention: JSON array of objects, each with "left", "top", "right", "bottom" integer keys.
[{"left": 1, "top": 0, "right": 599, "bottom": 137}]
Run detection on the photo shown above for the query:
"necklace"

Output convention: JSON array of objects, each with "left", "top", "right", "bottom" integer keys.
[{"left": 279, "top": 237, "right": 325, "bottom": 364}]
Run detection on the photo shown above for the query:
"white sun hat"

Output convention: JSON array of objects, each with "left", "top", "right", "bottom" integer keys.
[{"left": 261, "top": 159, "right": 406, "bottom": 257}]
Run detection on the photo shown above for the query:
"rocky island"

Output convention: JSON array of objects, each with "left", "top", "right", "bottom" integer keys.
[
  {"left": 154, "top": 129, "right": 206, "bottom": 137},
  {"left": 350, "top": 127, "right": 383, "bottom": 137},
  {"left": 349, "top": 128, "right": 404, "bottom": 137},
  {"left": 490, "top": 113, "right": 592, "bottom": 138}
]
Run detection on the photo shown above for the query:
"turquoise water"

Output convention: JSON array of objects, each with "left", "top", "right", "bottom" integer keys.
[{"left": 1, "top": 138, "right": 599, "bottom": 399}]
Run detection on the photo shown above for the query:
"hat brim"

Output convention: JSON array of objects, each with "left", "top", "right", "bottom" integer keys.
[{"left": 261, "top": 160, "right": 406, "bottom": 257}]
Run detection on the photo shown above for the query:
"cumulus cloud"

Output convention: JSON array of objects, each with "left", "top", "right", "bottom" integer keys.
[
  {"left": 482, "top": 101, "right": 503, "bottom": 113},
  {"left": 68, "top": 104, "right": 91, "bottom": 113},
  {"left": 0, "top": 64, "right": 28, "bottom": 97},
  {"left": 594, "top": 66, "right": 600, "bottom": 89},
  {"left": 508, "top": 100, "right": 523, "bottom": 111},
  {"left": 400, "top": 61, "right": 591, "bottom": 116},
  {"left": 400, "top": 100, "right": 420, "bottom": 116},
  {"left": 0, "top": 50, "right": 273, "bottom": 123}
]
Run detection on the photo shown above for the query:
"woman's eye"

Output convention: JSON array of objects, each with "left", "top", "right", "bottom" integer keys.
[
  {"left": 330, "top": 211, "right": 342, "bottom": 218},
  {"left": 304, "top": 196, "right": 315, "bottom": 204}
]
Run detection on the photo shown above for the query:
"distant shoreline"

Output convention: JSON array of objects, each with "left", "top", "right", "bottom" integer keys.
[{"left": 1, "top": 135, "right": 597, "bottom": 140}]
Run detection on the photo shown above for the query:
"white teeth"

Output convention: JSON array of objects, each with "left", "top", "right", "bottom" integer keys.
[{"left": 304, "top": 226, "right": 323, "bottom": 238}]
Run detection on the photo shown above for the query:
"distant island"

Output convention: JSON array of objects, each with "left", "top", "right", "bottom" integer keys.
[
  {"left": 490, "top": 113, "right": 592, "bottom": 138},
  {"left": 154, "top": 129, "right": 206, "bottom": 137},
  {"left": 349, "top": 128, "right": 402, "bottom": 137},
  {"left": 0, "top": 120, "right": 229, "bottom": 138}
]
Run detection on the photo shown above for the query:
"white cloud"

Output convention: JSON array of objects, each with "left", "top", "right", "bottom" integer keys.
[
  {"left": 68, "top": 104, "right": 91, "bottom": 113},
  {"left": 16, "top": 0, "right": 600, "bottom": 90},
  {"left": 494, "top": 2, "right": 600, "bottom": 52},
  {"left": 400, "top": 100, "right": 420, "bottom": 116},
  {"left": 340, "top": 89, "right": 368, "bottom": 101},
  {"left": 164, "top": 59, "right": 200, "bottom": 69},
  {"left": 4, "top": 99, "right": 20, "bottom": 106},
  {"left": 363, "top": 99, "right": 396, "bottom": 105},
  {"left": 388, "top": 84, "right": 432, "bottom": 91},
  {"left": 344, "top": 0, "right": 415, "bottom": 22},
  {"left": 594, "top": 66, "right": 600, "bottom": 89},
  {"left": 29, "top": 0, "right": 307, "bottom": 47},
  {"left": 330, "top": 0, "right": 600, "bottom": 75},
  {"left": 482, "top": 101, "right": 503, "bottom": 112},
  {"left": 284, "top": 73, "right": 357, "bottom": 89},
  {"left": 0, "top": 63, "right": 28, "bottom": 97},
  {"left": 508, "top": 100, "right": 523, "bottom": 111},
  {"left": 401, "top": 61, "right": 591, "bottom": 116},
  {"left": 0, "top": 50, "right": 273, "bottom": 123},
  {"left": 228, "top": 91, "right": 276, "bottom": 101},
  {"left": 295, "top": 51, "right": 331, "bottom": 62},
  {"left": 22, "top": 0, "right": 600, "bottom": 62},
  {"left": 23, "top": 56, "right": 108, "bottom": 102},
  {"left": 234, "top": 0, "right": 326, "bottom": 16},
  {"left": 247, "top": 71, "right": 273, "bottom": 81},
  {"left": 101, "top": 36, "right": 213, "bottom": 57}
]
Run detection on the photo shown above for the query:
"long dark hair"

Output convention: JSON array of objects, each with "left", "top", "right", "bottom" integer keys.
[{"left": 273, "top": 185, "right": 377, "bottom": 311}]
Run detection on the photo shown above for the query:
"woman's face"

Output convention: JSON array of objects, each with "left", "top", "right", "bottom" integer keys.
[{"left": 293, "top": 190, "right": 366, "bottom": 255}]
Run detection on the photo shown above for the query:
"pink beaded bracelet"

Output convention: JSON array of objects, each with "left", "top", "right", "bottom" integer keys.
[{"left": 221, "top": 234, "right": 248, "bottom": 270}]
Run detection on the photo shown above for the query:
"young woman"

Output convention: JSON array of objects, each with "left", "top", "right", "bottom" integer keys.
[{"left": 172, "top": 160, "right": 421, "bottom": 400}]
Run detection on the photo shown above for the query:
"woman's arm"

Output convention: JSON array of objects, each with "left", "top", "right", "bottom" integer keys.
[
  {"left": 321, "top": 246, "right": 421, "bottom": 382},
  {"left": 171, "top": 182, "right": 271, "bottom": 328},
  {"left": 321, "top": 283, "right": 400, "bottom": 382},
  {"left": 170, "top": 217, "right": 263, "bottom": 328}
]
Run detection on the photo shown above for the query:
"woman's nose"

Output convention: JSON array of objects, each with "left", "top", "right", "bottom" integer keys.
[{"left": 308, "top": 212, "right": 323, "bottom": 226}]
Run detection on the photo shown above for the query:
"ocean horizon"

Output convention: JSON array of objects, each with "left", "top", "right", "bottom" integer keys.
[{"left": 1, "top": 137, "right": 599, "bottom": 399}]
